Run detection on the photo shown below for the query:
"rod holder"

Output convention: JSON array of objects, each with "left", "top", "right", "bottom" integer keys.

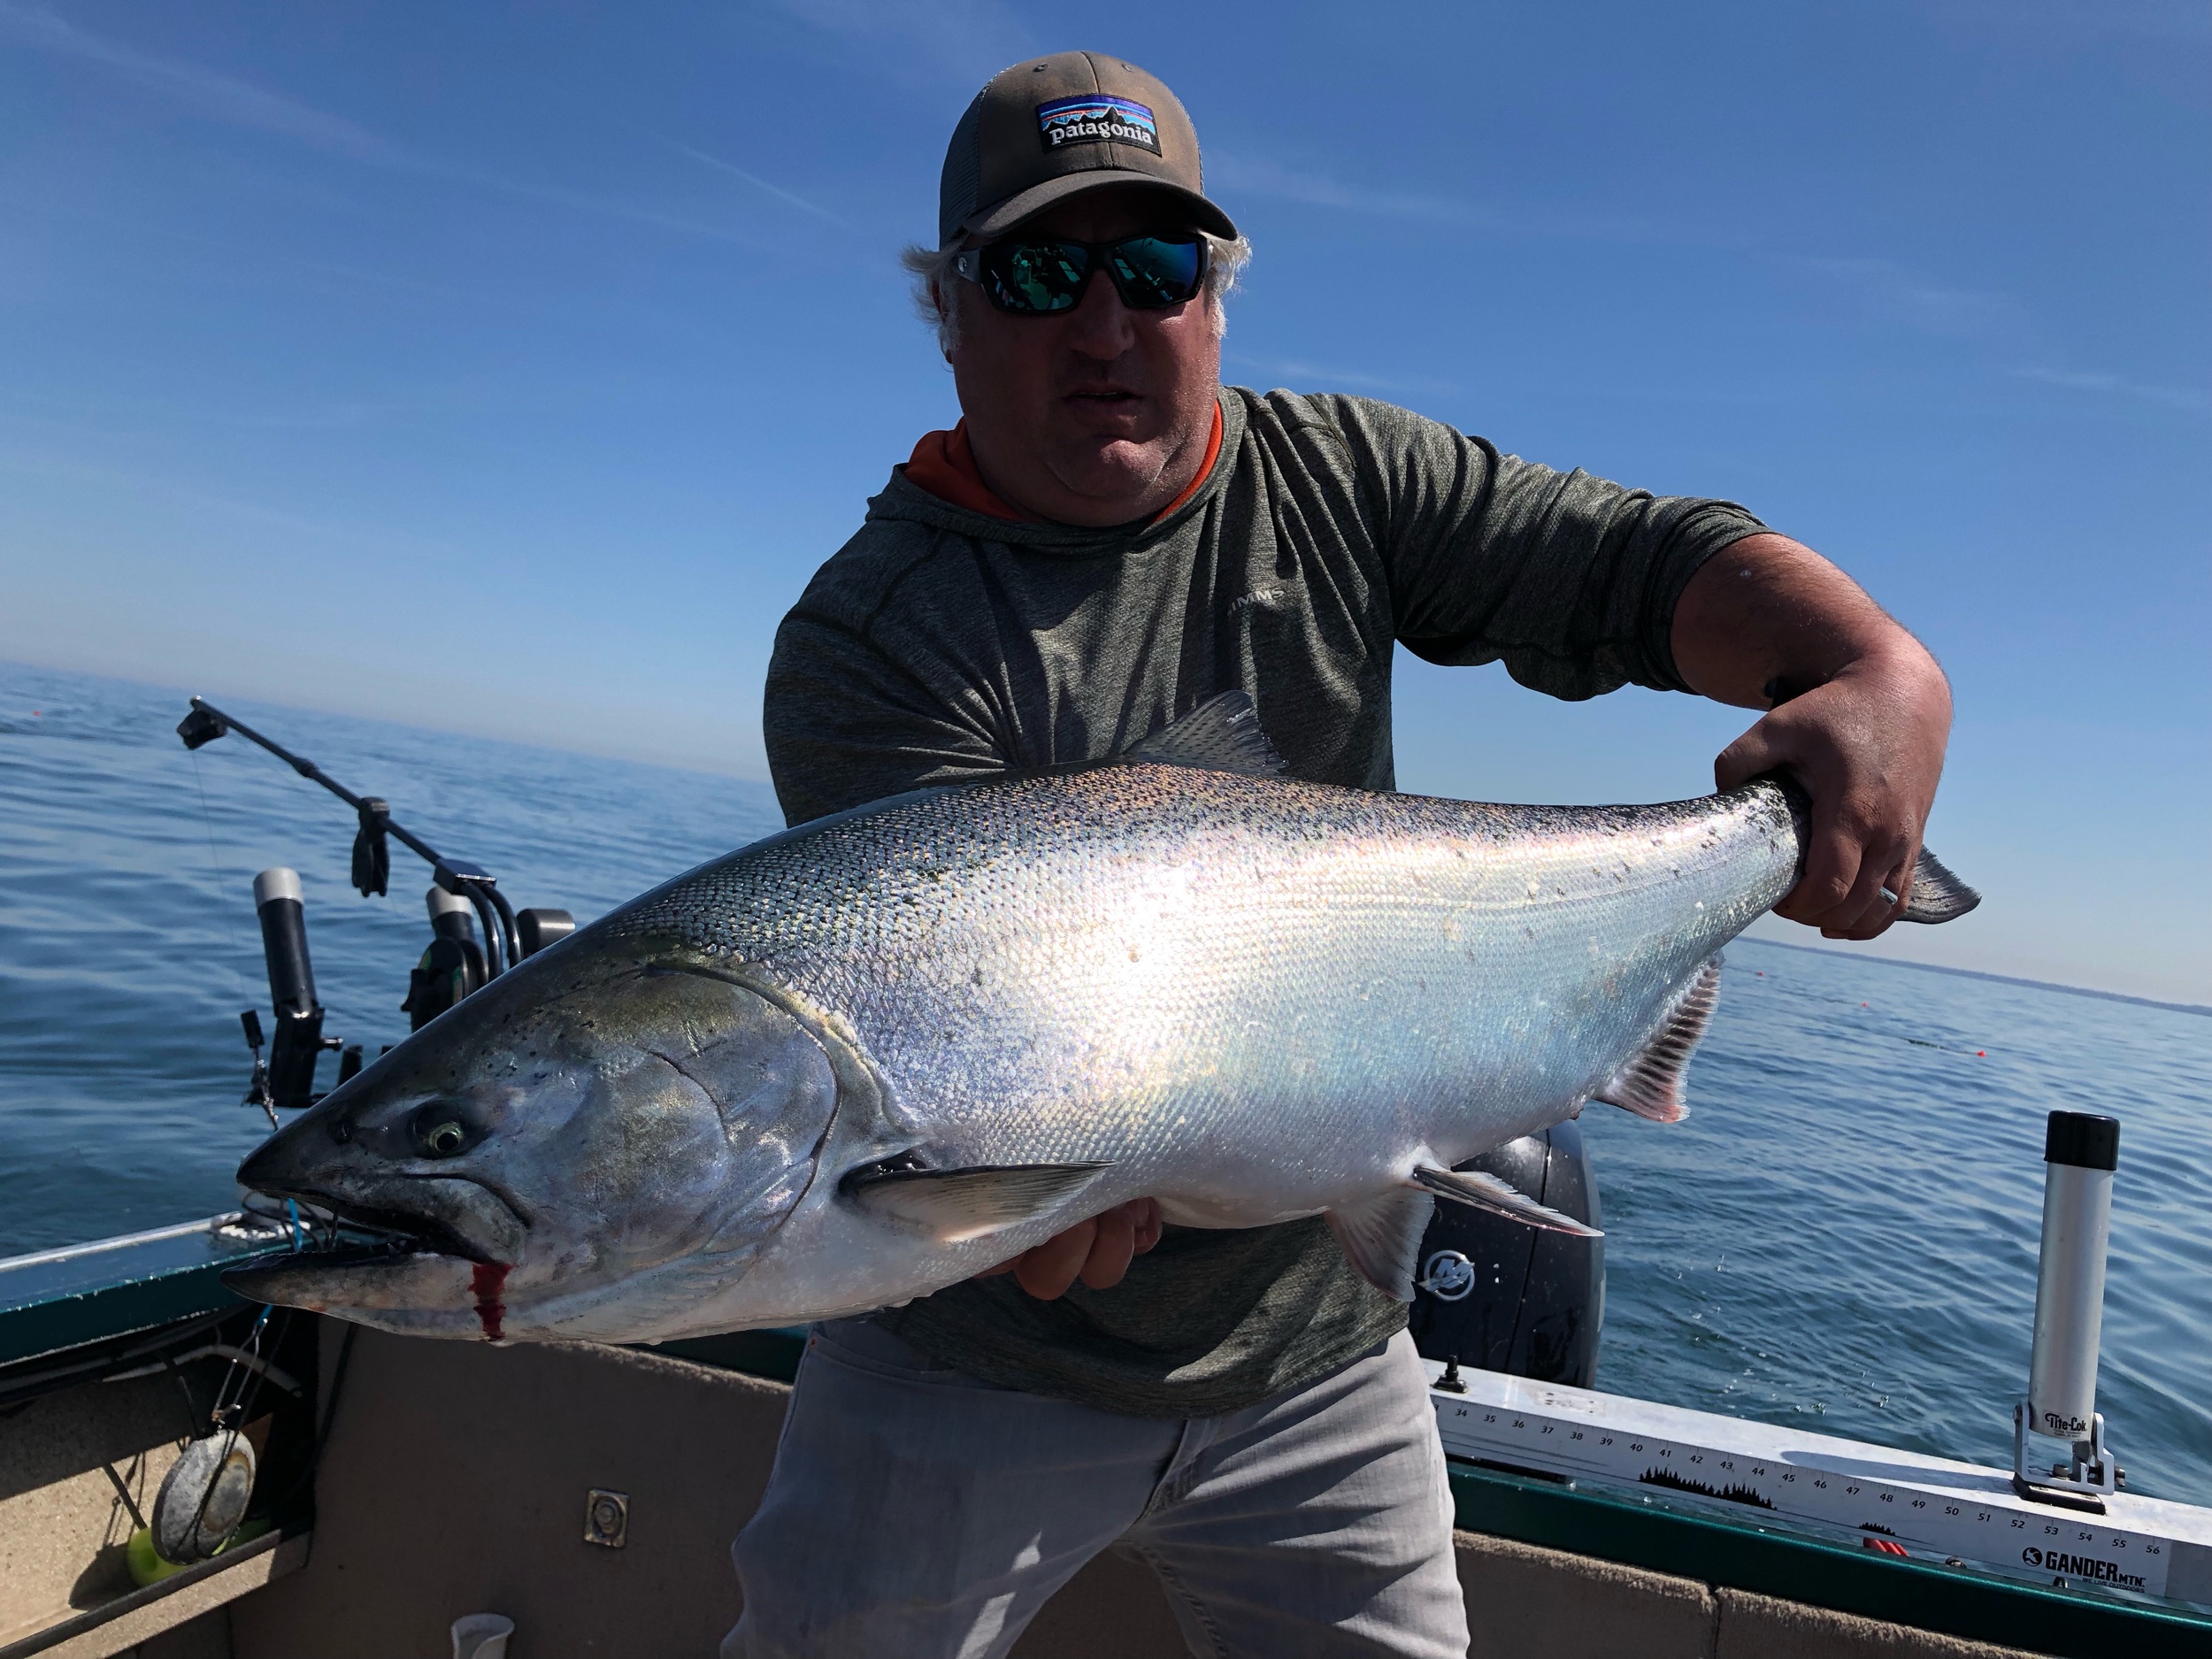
[
  {"left": 253, "top": 867, "right": 333, "bottom": 1110},
  {"left": 2013, "top": 1110, "right": 2122, "bottom": 1508},
  {"left": 426, "top": 884, "right": 480, "bottom": 940}
]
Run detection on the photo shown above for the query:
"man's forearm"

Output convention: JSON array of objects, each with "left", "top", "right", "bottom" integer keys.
[
  {"left": 1670, "top": 533, "right": 1936, "bottom": 710},
  {"left": 1668, "top": 533, "right": 1954, "bottom": 941}
]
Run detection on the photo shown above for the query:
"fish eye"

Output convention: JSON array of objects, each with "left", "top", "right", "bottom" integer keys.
[{"left": 409, "top": 1102, "right": 485, "bottom": 1160}]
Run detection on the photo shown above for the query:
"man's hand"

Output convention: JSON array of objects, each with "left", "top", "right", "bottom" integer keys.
[
  {"left": 1672, "top": 534, "right": 1953, "bottom": 941},
  {"left": 979, "top": 1200, "right": 1164, "bottom": 1300}
]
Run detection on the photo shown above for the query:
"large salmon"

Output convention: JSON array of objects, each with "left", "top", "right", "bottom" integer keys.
[{"left": 227, "top": 694, "right": 1976, "bottom": 1343}]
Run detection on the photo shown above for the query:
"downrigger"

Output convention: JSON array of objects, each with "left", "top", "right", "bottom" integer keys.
[{"left": 177, "top": 696, "right": 574, "bottom": 1126}]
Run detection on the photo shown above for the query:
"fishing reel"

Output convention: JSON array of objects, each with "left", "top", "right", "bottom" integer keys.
[
  {"left": 402, "top": 882, "right": 573, "bottom": 1031},
  {"left": 182, "top": 699, "right": 575, "bottom": 1118}
]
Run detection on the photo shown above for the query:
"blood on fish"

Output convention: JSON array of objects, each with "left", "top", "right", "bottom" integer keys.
[{"left": 471, "top": 1262, "right": 509, "bottom": 1341}]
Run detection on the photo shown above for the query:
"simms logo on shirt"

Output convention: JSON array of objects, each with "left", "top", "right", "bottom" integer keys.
[{"left": 1036, "top": 95, "right": 1161, "bottom": 155}]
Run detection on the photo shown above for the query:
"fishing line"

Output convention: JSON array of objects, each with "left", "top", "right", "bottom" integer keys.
[
  {"left": 264, "top": 1321, "right": 356, "bottom": 1520},
  {"left": 181, "top": 1305, "right": 280, "bottom": 1548},
  {"left": 187, "top": 747, "right": 256, "bottom": 1010}
]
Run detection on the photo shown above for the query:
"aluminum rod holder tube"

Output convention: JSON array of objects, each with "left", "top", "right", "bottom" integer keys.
[
  {"left": 253, "top": 867, "right": 328, "bottom": 1108},
  {"left": 252, "top": 868, "right": 313, "bottom": 1018},
  {"left": 426, "top": 884, "right": 480, "bottom": 941},
  {"left": 2027, "top": 1110, "right": 2119, "bottom": 1441}
]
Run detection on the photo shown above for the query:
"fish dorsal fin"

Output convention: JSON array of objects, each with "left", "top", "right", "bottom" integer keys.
[
  {"left": 1128, "top": 691, "right": 1285, "bottom": 777},
  {"left": 1413, "top": 1164, "right": 1603, "bottom": 1238},
  {"left": 843, "top": 1162, "right": 1110, "bottom": 1243},
  {"left": 1901, "top": 847, "right": 1980, "bottom": 924},
  {"left": 1594, "top": 955, "right": 1723, "bottom": 1124},
  {"left": 1324, "top": 1188, "right": 1435, "bottom": 1302}
]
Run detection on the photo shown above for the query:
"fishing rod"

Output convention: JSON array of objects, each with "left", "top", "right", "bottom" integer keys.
[
  {"left": 179, "top": 697, "right": 521, "bottom": 972},
  {"left": 177, "top": 697, "right": 572, "bottom": 1119}
]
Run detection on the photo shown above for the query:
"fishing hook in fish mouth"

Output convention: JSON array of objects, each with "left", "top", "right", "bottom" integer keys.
[{"left": 239, "top": 1179, "right": 524, "bottom": 1265}]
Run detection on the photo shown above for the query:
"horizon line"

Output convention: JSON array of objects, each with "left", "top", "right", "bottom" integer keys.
[{"left": 1739, "top": 936, "right": 2212, "bottom": 1020}]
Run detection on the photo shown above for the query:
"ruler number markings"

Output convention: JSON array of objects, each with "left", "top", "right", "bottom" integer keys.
[{"left": 1428, "top": 1384, "right": 2187, "bottom": 1603}]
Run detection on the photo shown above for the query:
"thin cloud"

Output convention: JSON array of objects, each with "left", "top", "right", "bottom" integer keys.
[
  {"left": 424, "top": 162, "right": 774, "bottom": 248},
  {"left": 766, "top": 0, "right": 1032, "bottom": 86},
  {"left": 1225, "top": 352, "right": 1458, "bottom": 399},
  {"left": 1208, "top": 151, "right": 1483, "bottom": 227},
  {"left": 1797, "top": 256, "right": 2023, "bottom": 340},
  {"left": 0, "top": 2, "right": 395, "bottom": 160},
  {"left": 1205, "top": 149, "right": 2043, "bottom": 351},
  {"left": 671, "top": 142, "right": 847, "bottom": 227},
  {"left": 0, "top": 442, "right": 468, "bottom": 564},
  {"left": 2015, "top": 367, "right": 2208, "bottom": 411},
  {"left": 1208, "top": 151, "right": 1678, "bottom": 247},
  {"left": 1, "top": 385, "right": 433, "bottom": 435},
  {"left": 0, "top": 5, "right": 772, "bottom": 248}
]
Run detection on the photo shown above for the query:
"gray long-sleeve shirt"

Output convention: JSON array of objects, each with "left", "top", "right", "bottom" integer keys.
[{"left": 763, "top": 386, "right": 1763, "bottom": 1416}]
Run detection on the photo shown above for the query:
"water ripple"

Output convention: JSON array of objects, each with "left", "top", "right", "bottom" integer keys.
[{"left": 1589, "top": 940, "right": 2212, "bottom": 1504}]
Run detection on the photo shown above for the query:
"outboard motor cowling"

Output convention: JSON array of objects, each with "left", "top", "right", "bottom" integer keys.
[{"left": 1409, "top": 1120, "right": 1603, "bottom": 1387}]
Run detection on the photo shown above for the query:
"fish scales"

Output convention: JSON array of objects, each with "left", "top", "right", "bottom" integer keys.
[
  {"left": 223, "top": 695, "right": 1974, "bottom": 1344},
  {"left": 613, "top": 765, "right": 1796, "bottom": 1204}
]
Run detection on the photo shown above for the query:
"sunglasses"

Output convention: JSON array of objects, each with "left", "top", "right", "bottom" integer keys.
[{"left": 954, "top": 234, "right": 1210, "bottom": 316}]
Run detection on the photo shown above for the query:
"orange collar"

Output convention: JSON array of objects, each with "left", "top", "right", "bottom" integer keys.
[{"left": 904, "top": 402, "right": 1224, "bottom": 528}]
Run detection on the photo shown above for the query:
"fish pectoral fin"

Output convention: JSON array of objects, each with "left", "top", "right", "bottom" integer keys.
[
  {"left": 1324, "top": 1189, "right": 1436, "bottom": 1302},
  {"left": 1412, "top": 1165, "right": 1603, "bottom": 1239},
  {"left": 842, "top": 1162, "right": 1111, "bottom": 1244},
  {"left": 1593, "top": 954, "right": 1723, "bottom": 1124},
  {"left": 1127, "top": 690, "right": 1286, "bottom": 778},
  {"left": 1901, "top": 846, "right": 1980, "bottom": 924}
]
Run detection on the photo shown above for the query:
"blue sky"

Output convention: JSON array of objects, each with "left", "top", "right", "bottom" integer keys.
[{"left": 0, "top": 2, "right": 2205, "bottom": 1001}]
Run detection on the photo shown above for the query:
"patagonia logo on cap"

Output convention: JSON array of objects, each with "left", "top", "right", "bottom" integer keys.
[{"left": 1036, "top": 94, "right": 1161, "bottom": 155}]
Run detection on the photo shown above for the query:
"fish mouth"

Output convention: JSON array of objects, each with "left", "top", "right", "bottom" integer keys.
[
  {"left": 239, "top": 1177, "right": 519, "bottom": 1266},
  {"left": 231, "top": 1236, "right": 426, "bottom": 1275},
  {"left": 219, "top": 1234, "right": 485, "bottom": 1327}
]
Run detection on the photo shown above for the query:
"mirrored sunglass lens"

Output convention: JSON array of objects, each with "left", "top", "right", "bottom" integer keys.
[
  {"left": 1108, "top": 238, "right": 1203, "bottom": 306},
  {"left": 991, "top": 242, "right": 1087, "bottom": 311}
]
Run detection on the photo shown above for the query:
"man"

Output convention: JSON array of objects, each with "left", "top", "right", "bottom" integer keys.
[{"left": 728, "top": 50, "right": 1950, "bottom": 1659}]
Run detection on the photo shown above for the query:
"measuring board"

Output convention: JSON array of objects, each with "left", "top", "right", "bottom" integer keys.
[{"left": 1427, "top": 1363, "right": 2212, "bottom": 1609}]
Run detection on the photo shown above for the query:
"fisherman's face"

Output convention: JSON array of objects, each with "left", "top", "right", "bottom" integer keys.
[{"left": 945, "top": 186, "right": 1221, "bottom": 528}]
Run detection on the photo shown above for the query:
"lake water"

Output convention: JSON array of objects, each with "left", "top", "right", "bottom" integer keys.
[{"left": 3, "top": 661, "right": 2207, "bottom": 1505}]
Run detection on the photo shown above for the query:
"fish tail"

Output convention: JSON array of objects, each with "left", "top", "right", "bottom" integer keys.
[{"left": 1901, "top": 847, "right": 1979, "bottom": 924}]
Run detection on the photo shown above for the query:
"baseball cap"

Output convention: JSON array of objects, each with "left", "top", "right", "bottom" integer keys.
[{"left": 937, "top": 50, "right": 1239, "bottom": 250}]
